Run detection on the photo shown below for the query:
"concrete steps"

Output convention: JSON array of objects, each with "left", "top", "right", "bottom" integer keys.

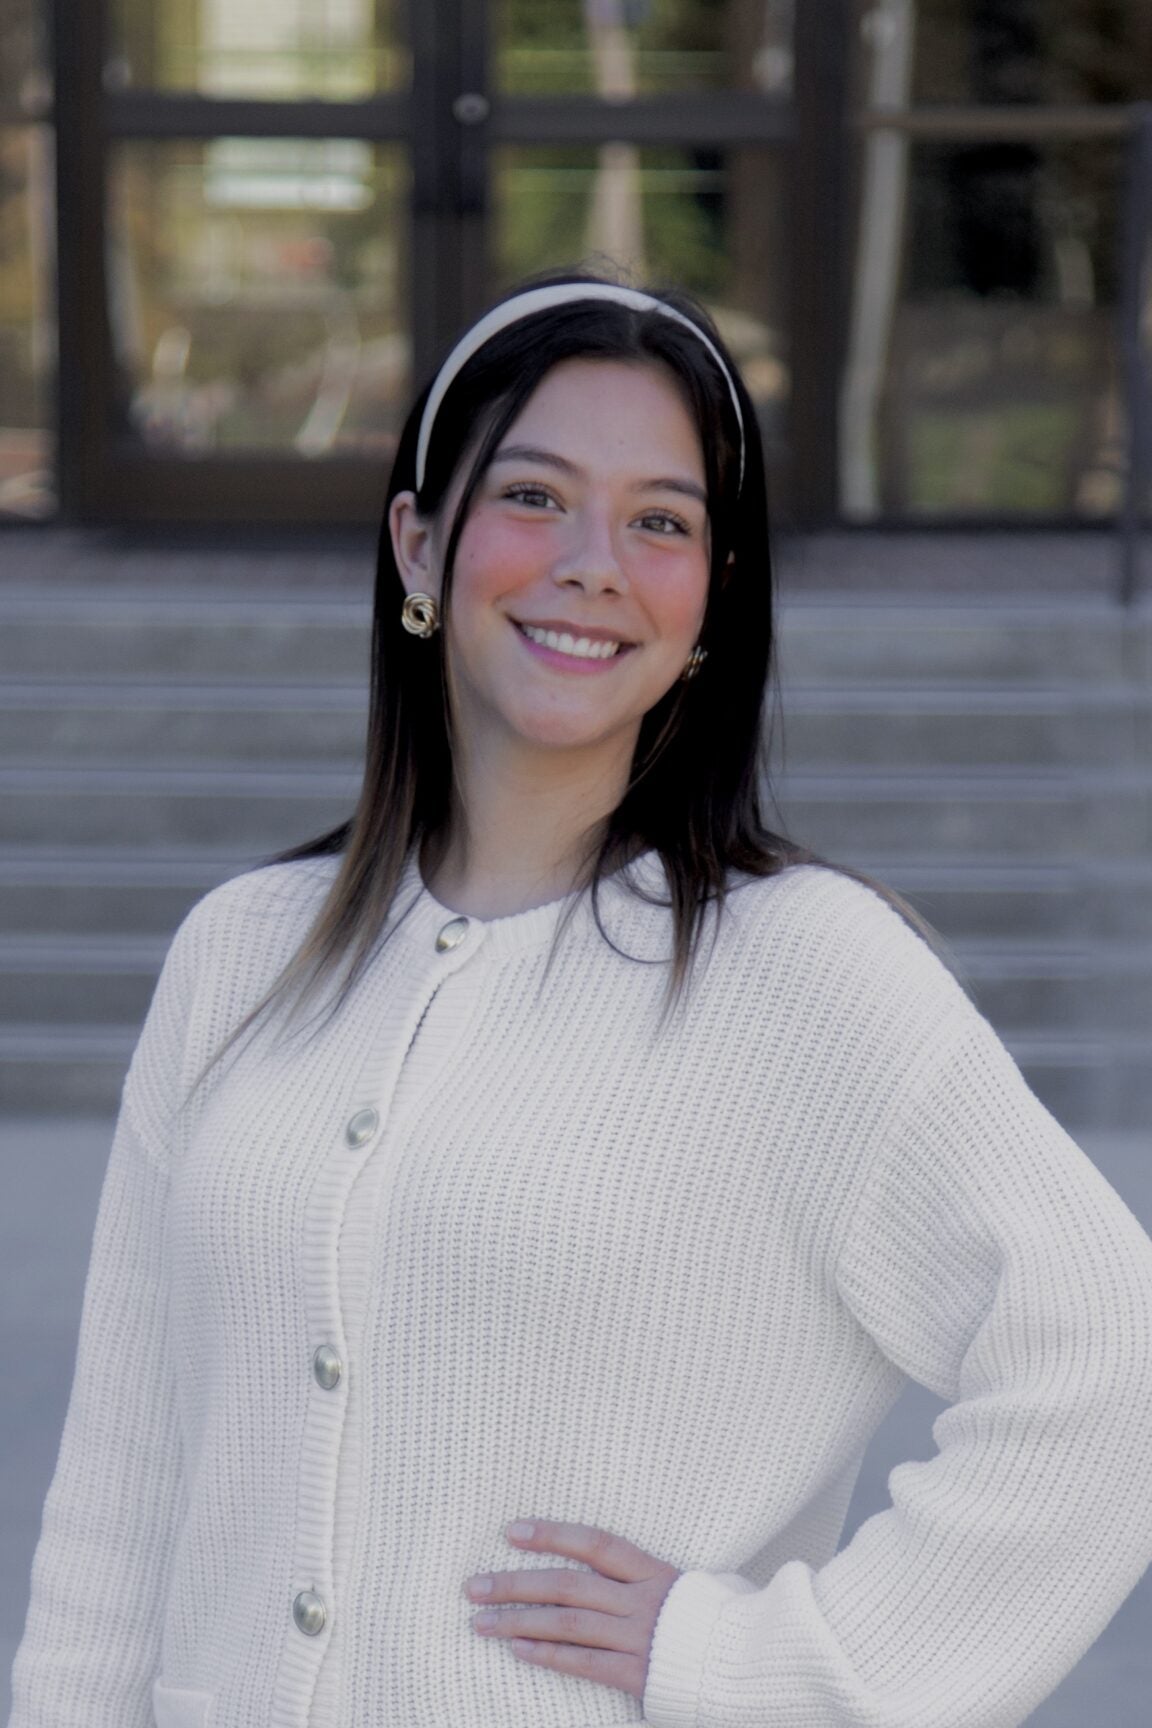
[
  {"left": 773, "top": 685, "right": 1151, "bottom": 768},
  {"left": 863, "top": 859, "right": 1152, "bottom": 940},
  {"left": 0, "top": 586, "right": 1149, "bottom": 682},
  {"left": 3, "top": 851, "right": 1150, "bottom": 940},
  {"left": 0, "top": 765, "right": 357, "bottom": 849},
  {"left": 0, "top": 592, "right": 374, "bottom": 682},
  {"left": 2, "top": 679, "right": 1149, "bottom": 768},
  {"left": 2, "top": 765, "right": 1150, "bottom": 857},
  {"left": 776, "top": 606, "right": 1151, "bottom": 684},
  {"left": 0, "top": 682, "right": 370, "bottom": 763},
  {"left": 0, "top": 570, "right": 1148, "bottom": 1125}
]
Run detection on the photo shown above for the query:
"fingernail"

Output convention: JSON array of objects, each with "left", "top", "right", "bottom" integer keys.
[
  {"left": 467, "top": 1575, "right": 492, "bottom": 1596},
  {"left": 507, "top": 1520, "right": 534, "bottom": 1540}
]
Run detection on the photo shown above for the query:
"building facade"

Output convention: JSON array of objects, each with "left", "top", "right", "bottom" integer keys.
[{"left": 3, "top": 0, "right": 1152, "bottom": 527}]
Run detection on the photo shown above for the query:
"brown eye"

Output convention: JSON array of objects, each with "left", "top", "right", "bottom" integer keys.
[
  {"left": 504, "top": 484, "right": 558, "bottom": 509},
  {"left": 638, "top": 511, "right": 690, "bottom": 536}
]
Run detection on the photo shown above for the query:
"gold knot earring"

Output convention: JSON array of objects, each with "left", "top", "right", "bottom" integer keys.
[
  {"left": 401, "top": 593, "right": 440, "bottom": 638},
  {"left": 681, "top": 644, "right": 707, "bottom": 681}
]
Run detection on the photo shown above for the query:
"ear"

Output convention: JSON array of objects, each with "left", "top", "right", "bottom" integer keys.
[
  {"left": 720, "top": 551, "right": 736, "bottom": 590},
  {"left": 388, "top": 490, "right": 440, "bottom": 600}
]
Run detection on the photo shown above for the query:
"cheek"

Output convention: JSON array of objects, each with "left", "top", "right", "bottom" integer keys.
[
  {"left": 452, "top": 519, "right": 543, "bottom": 610},
  {"left": 635, "top": 552, "right": 710, "bottom": 642}
]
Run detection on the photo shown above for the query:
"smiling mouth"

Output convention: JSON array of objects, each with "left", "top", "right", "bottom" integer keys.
[{"left": 512, "top": 620, "right": 638, "bottom": 661}]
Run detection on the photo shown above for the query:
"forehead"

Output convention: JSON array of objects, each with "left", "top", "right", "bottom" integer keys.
[{"left": 504, "top": 356, "right": 704, "bottom": 464}]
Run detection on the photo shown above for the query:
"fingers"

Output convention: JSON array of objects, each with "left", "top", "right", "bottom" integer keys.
[
  {"left": 473, "top": 1599, "right": 626, "bottom": 1649},
  {"left": 464, "top": 1520, "right": 677, "bottom": 1704},
  {"left": 466, "top": 1564, "right": 633, "bottom": 1615},
  {"left": 504, "top": 1517, "right": 655, "bottom": 1583}
]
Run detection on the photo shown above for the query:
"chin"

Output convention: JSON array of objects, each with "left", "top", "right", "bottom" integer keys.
[
  {"left": 508, "top": 711, "right": 635, "bottom": 751},
  {"left": 518, "top": 725, "right": 620, "bottom": 751}
]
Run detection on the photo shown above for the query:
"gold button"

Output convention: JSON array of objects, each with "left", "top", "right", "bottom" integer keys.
[
  {"left": 345, "top": 1107, "right": 379, "bottom": 1147},
  {"left": 435, "top": 916, "right": 470, "bottom": 952},
  {"left": 293, "top": 1590, "right": 326, "bottom": 1636},
  {"left": 312, "top": 1344, "right": 342, "bottom": 1390}
]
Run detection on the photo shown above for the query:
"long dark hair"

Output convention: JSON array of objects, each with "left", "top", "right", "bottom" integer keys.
[{"left": 194, "top": 263, "right": 948, "bottom": 1089}]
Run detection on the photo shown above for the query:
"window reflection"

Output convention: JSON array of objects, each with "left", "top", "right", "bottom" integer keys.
[
  {"left": 0, "top": 126, "right": 55, "bottom": 519},
  {"left": 0, "top": 0, "right": 53, "bottom": 519},
  {"left": 496, "top": 0, "right": 794, "bottom": 96},
  {"left": 841, "top": 136, "right": 1125, "bottom": 517},
  {"left": 844, "top": 4, "right": 1150, "bottom": 517},
  {"left": 0, "top": 0, "right": 46, "bottom": 112},
  {"left": 493, "top": 143, "right": 789, "bottom": 470},
  {"left": 107, "top": 141, "right": 410, "bottom": 455},
  {"left": 855, "top": 0, "right": 1152, "bottom": 108},
  {"left": 110, "top": 0, "right": 407, "bottom": 98}
]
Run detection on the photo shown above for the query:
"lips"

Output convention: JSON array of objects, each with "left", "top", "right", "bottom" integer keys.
[
  {"left": 511, "top": 619, "right": 637, "bottom": 647},
  {"left": 510, "top": 619, "right": 640, "bottom": 672}
]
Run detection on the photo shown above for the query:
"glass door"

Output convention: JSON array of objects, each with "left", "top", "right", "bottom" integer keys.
[
  {"left": 489, "top": 0, "right": 796, "bottom": 512},
  {"left": 841, "top": 0, "right": 1149, "bottom": 523},
  {"left": 106, "top": 2, "right": 411, "bottom": 460},
  {"left": 54, "top": 0, "right": 798, "bottom": 523},
  {"left": 57, "top": 0, "right": 433, "bottom": 521}
]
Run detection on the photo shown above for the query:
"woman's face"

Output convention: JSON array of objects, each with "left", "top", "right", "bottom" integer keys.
[{"left": 391, "top": 356, "right": 712, "bottom": 769}]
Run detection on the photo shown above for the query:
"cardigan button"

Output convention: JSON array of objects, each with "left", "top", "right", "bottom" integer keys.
[
  {"left": 345, "top": 1107, "right": 379, "bottom": 1147},
  {"left": 313, "top": 1344, "right": 343, "bottom": 1390},
  {"left": 435, "top": 916, "right": 470, "bottom": 952},
  {"left": 293, "top": 1590, "right": 327, "bottom": 1636}
]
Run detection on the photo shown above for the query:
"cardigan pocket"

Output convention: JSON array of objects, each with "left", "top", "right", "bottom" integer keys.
[{"left": 152, "top": 1680, "right": 214, "bottom": 1728}]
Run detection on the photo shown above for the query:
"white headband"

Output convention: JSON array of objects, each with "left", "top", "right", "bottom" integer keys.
[{"left": 414, "top": 282, "right": 746, "bottom": 495}]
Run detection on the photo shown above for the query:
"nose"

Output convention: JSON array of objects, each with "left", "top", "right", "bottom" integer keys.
[{"left": 550, "top": 504, "right": 628, "bottom": 595}]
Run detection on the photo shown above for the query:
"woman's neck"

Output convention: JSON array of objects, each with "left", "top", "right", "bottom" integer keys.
[{"left": 420, "top": 736, "right": 633, "bottom": 920}]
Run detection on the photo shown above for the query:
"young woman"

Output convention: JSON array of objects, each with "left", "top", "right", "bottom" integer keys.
[{"left": 10, "top": 270, "right": 1152, "bottom": 1728}]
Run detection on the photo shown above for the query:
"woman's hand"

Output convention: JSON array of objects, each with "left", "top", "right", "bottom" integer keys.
[{"left": 464, "top": 1518, "right": 682, "bottom": 1701}]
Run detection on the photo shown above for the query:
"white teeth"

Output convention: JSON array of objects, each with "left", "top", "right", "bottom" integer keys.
[{"left": 520, "top": 624, "right": 623, "bottom": 660}]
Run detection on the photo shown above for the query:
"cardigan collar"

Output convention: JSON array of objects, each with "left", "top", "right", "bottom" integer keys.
[{"left": 388, "top": 843, "right": 671, "bottom": 965}]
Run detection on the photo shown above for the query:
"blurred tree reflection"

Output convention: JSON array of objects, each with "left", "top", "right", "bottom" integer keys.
[
  {"left": 110, "top": 0, "right": 401, "bottom": 95},
  {"left": 848, "top": 0, "right": 1152, "bottom": 517},
  {"left": 0, "top": 0, "right": 52, "bottom": 516}
]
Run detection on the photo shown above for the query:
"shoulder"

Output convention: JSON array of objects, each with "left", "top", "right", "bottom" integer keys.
[
  {"left": 144, "top": 856, "right": 341, "bottom": 1035},
  {"left": 718, "top": 860, "right": 973, "bottom": 1031},
  {"left": 120, "top": 857, "right": 341, "bottom": 1154},
  {"left": 170, "top": 855, "right": 341, "bottom": 967},
  {"left": 122, "top": 857, "right": 342, "bottom": 1147}
]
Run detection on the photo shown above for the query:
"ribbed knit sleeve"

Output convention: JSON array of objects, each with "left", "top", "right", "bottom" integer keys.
[
  {"left": 8, "top": 903, "right": 205, "bottom": 1728},
  {"left": 642, "top": 1001, "right": 1152, "bottom": 1728}
]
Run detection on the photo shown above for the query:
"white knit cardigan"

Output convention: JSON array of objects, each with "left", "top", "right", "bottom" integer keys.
[{"left": 9, "top": 852, "right": 1152, "bottom": 1728}]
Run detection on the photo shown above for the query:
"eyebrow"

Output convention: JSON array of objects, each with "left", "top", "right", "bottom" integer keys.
[{"left": 490, "top": 443, "right": 708, "bottom": 506}]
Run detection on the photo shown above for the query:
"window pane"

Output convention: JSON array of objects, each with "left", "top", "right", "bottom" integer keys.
[
  {"left": 855, "top": 0, "right": 1152, "bottom": 108},
  {"left": 495, "top": 0, "right": 793, "bottom": 97},
  {"left": 840, "top": 135, "right": 1125, "bottom": 517},
  {"left": 107, "top": 139, "right": 410, "bottom": 456},
  {"left": 109, "top": 0, "right": 408, "bottom": 98},
  {"left": 0, "top": 0, "right": 48, "bottom": 113},
  {"left": 492, "top": 143, "right": 789, "bottom": 474},
  {"left": 0, "top": 127, "right": 56, "bottom": 519}
]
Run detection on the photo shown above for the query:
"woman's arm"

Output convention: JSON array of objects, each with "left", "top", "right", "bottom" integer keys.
[
  {"left": 643, "top": 1005, "right": 1152, "bottom": 1728},
  {"left": 8, "top": 907, "right": 203, "bottom": 1728}
]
